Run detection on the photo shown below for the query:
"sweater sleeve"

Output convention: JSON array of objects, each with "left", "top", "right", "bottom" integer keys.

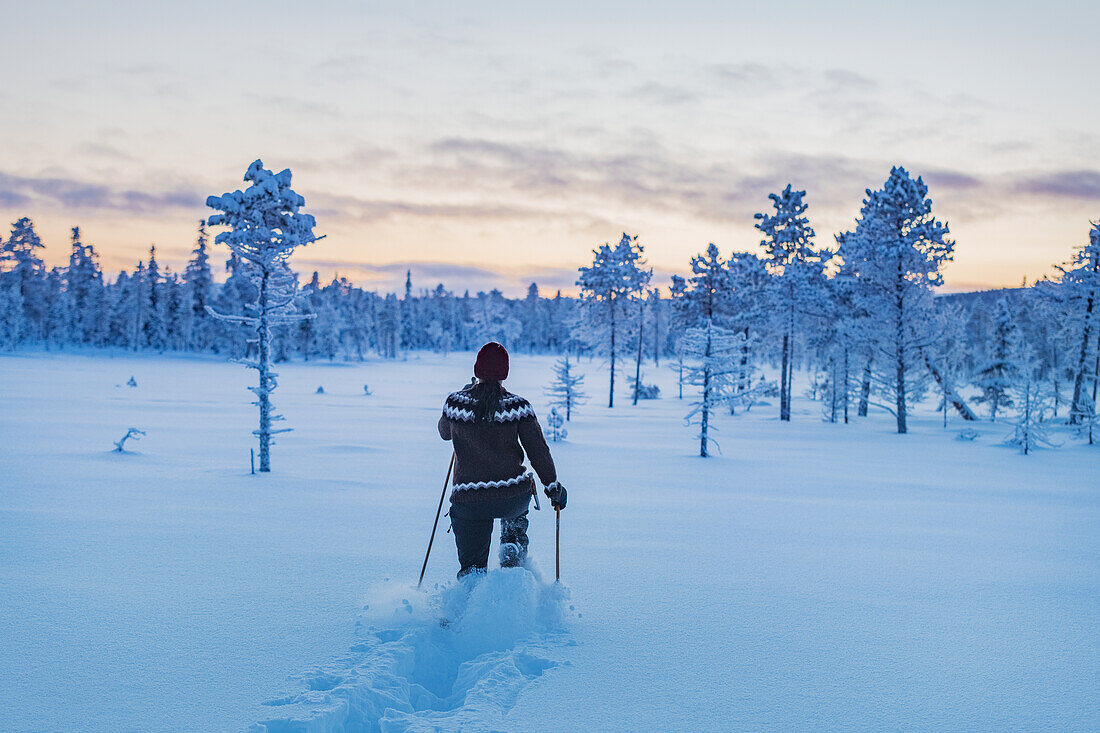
[
  {"left": 518, "top": 415, "right": 557, "bottom": 487},
  {"left": 438, "top": 413, "right": 452, "bottom": 441}
]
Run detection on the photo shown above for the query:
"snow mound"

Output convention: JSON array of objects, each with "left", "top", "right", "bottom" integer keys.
[{"left": 251, "top": 568, "right": 572, "bottom": 733}]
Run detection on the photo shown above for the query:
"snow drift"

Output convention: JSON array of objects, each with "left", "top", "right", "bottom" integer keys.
[{"left": 251, "top": 567, "right": 572, "bottom": 733}]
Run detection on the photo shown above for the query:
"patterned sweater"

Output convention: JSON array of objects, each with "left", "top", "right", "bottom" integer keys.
[{"left": 438, "top": 386, "right": 558, "bottom": 504}]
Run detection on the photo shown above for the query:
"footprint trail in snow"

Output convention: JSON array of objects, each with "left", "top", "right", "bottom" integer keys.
[{"left": 251, "top": 566, "right": 574, "bottom": 733}]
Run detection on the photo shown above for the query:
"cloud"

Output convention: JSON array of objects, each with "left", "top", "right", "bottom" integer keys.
[
  {"left": 630, "top": 81, "right": 698, "bottom": 106},
  {"left": 76, "top": 142, "right": 137, "bottom": 162},
  {"left": 0, "top": 170, "right": 203, "bottom": 214},
  {"left": 244, "top": 94, "right": 343, "bottom": 119},
  {"left": 292, "top": 258, "right": 583, "bottom": 296},
  {"left": 919, "top": 168, "right": 984, "bottom": 191},
  {"left": 1015, "top": 170, "right": 1100, "bottom": 200},
  {"left": 309, "top": 193, "right": 547, "bottom": 224}
]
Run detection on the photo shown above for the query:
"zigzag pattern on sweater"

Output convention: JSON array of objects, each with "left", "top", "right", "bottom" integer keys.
[
  {"left": 442, "top": 391, "right": 535, "bottom": 423},
  {"left": 452, "top": 472, "right": 533, "bottom": 493}
]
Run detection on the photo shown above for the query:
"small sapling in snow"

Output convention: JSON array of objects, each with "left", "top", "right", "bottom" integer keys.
[{"left": 114, "top": 428, "right": 145, "bottom": 452}]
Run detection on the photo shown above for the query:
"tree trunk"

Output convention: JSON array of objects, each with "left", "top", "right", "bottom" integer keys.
[
  {"left": 701, "top": 327, "right": 712, "bottom": 457},
  {"left": 1070, "top": 285, "right": 1096, "bottom": 424},
  {"left": 633, "top": 299, "right": 644, "bottom": 405},
  {"left": 257, "top": 267, "right": 271, "bottom": 472},
  {"left": 779, "top": 332, "right": 790, "bottom": 422},
  {"left": 858, "top": 353, "right": 872, "bottom": 417},
  {"left": 842, "top": 347, "right": 850, "bottom": 424},
  {"left": 923, "top": 351, "right": 977, "bottom": 421},
  {"left": 678, "top": 353, "right": 683, "bottom": 400},
  {"left": 896, "top": 335, "right": 907, "bottom": 434},
  {"left": 829, "top": 356, "right": 838, "bottom": 423},
  {"left": 653, "top": 299, "right": 660, "bottom": 367},
  {"left": 608, "top": 293, "right": 616, "bottom": 408}
]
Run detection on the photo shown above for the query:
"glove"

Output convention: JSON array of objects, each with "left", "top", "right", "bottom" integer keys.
[{"left": 544, "top": 482, "right": 567, "bottom": 510}]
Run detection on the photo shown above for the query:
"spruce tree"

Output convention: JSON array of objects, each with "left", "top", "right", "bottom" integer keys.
[
  {"left": 836, "top": 167, "right": 955, "bottom": 433},
  {"left": 144, "top": 245, "right": 168, "bottom": 351},
  {"left": 973, "top": 298, "right": 1018, "bottom": 421},
  {"left": 205, "top": 160, "right": 323, "bottom": 473},
  {"left": 545, "top": 355, "right": 588, "bottom": 420},
  {"left": 184, "top": 220, "right": 215, "bottom": 350},
  {"left": 754, "top": 185, "right": 828, "bottom": 422},
  {"left": 1, "top": 218, "right": 47, "bottom": 341},
  {"left": 576, "top": 233, "right": 652, "bottom": 407}
]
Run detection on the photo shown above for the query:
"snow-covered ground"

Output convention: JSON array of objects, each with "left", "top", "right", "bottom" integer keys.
[{"left": 1, "top": 350, "right": 1097, "bottom": 732}]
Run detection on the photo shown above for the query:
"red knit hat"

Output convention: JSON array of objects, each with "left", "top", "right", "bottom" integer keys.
[{"left": 474, "top": 342, "right": 509, "bottom": 381}]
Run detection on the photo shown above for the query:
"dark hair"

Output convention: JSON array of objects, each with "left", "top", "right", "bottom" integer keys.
[{"left": 469, "top": 379, "right": 505, "bottom": 423}]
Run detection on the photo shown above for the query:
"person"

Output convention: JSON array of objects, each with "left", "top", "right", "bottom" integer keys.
[{"left": 438, "top": 342, "right": 567, "bottom": 578}]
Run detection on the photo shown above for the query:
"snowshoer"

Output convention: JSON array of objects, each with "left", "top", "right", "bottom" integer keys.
[{"left": 438, "top": 342, "right": 567, "bottom": 578}]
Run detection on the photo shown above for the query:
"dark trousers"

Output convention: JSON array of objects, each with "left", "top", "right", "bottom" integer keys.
[{"left": 449, "top": 492, "right": 531, "bottom": 578}]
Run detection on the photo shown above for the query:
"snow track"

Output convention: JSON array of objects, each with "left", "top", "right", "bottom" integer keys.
[{"left": 251, "top": 568, "right": 572, "bottom": 733}]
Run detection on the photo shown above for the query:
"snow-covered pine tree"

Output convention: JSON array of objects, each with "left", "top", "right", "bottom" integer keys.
[
  {"left": 131, "top": 260, "right": 147, "bottom": 351},
  {"left": 543, "top": 407, "right": 567, "bottom": 442},
  {"left": 0, "top": 275, "right": 24, "bottom": 349},
  {"left": 65, "top": 227, "right": 105, "bottom": 346},
  {"left": 545, "top": 354, "right": 587, "bottom": 420},
  {"left": 44, "top": 268, "right": 72, "bottom": 348},
  {"left": 973, "top": 297, "right": 1018, "bottom": 421},
  {"left": 576, "top": 233, "right": 652, "bottom": 408},
  {"left": 1, "top": 217, "right": 47, "bottom": 342},
  {"left": 926, "top": 302, "right": 970, "bottom": 428},
  {"left": 837, "top": 167, "right": 955, "bottom": 433},
  {"left": 726, "top": 251, "right": 770, "bottom": 403},
  {"left": 184, "top": 220, "right": 215, "bottom": 351},
  {"left": 163, "top": 270, "right": 187, "bottom": 351},
  {"left": 1006, "top": 329, "right": 1055, "bottom": 454},
  {"left": 754, "top": 184, "right": 829, "bottom": 422},
  {"left": 205, "top": 160, "right": 323, "bottom": 473},
  {"left": 676, "top": 243, "right": 738, "bottom": 457},
  {"left": 668, "top": 275, "right": 687, "bottom": 399},
  {"left": 143, "top": 245, "right": 168, "bottom": 351},
  {"left": 648, "top": 288, "right": 662, "bottom": 366},
  {"left": 631, "top": 292, "right": 647, "bottom": 406},
  {"left": 682, "top": 322, "right": 742, "bottom": 457},
  {"left": 1058, "top": 221, "right": 1100, "bottom": 425}
]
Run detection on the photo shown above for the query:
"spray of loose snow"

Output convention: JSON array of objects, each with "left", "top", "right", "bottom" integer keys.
[{"left": 252, "top": 566, "right": 573, "bottom": 733}]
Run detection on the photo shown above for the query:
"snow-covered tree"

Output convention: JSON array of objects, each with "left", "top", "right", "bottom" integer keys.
[
  {"left": 754, "top": 184, "right": 829, "bottom": 421},
  {"left": 0, "top": 276, "right": 23, "bottom": 349},
  {"left": 143, "top": 245, "right": 168, "bottom": 351},
  {"left": 184, "top": 220, "right": 215, "bottom": 350},
  {"left": 1058, "top": 222, "right": 1100, "bottom": 425},
  {"left": 682, "top": 322, "right": 743, "bottom": 457},
  {"left": 1, "top": 217, "right": 47, "bottom": 341},
  {"left": 676, "top": 244, "right": 739, "bottom": 457},
  {"left": 631, "top": 293, "right": 648, "bottom": 406},
  {"left": 65, "top": 227, "right": 105, "bottom": 345},
  {"left": 545, "top": 355, "right": 587, "bottom": 420},
  {"left": 647, "top": 288, "right": 663, "bottom": 366},
  {"left": 543, "top": 407, "right": 567, "bottom": 442},
  {"left": 1006, "top": 332, "right": 1055, "bottom": 454},
  {"left": 973, "top": 297, "right": 1018, "bottom": 421},
  {"left": 837, "top": 167, "right": 955, "bottom": 434},
  {"left": 44, "top": 268, "right": 71, "bottom": 348},
  {"left": 205, "top": 160, "right": 323, "bottom": 473},
  {"left": 926, "top": 302, "right": 972, "bottom": 428},
  {"left": 576, "top": 233, "right": 652, "bottom": 407}
]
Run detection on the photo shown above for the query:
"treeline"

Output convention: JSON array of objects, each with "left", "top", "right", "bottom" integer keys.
[
  {"left": 0, "top": 218, "right": 618, "bottom": 359},
  {"left": 1, "top": 163, "right": 1098, "bottom": 451}
]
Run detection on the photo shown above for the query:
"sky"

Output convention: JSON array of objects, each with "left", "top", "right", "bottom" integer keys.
[{"left": 1, "top": 0, "right": 1098, "bottom": 295}]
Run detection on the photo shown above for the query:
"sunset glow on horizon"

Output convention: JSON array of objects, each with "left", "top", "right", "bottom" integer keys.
[{"left": 3, "top": 0, "right": 1098, "bottom": 296}]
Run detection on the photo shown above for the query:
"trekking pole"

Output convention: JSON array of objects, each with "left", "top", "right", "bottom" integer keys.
[
  {"left": 418, "top": 452, "right": 455, "bottom": 589},
  {"left": 555, "top": 507, "right": 560, "bottom": 582}
]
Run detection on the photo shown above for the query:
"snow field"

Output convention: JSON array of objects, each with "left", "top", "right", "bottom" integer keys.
[{"left": 1, "top": 349, "right": 1098, "bottom": 731}]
